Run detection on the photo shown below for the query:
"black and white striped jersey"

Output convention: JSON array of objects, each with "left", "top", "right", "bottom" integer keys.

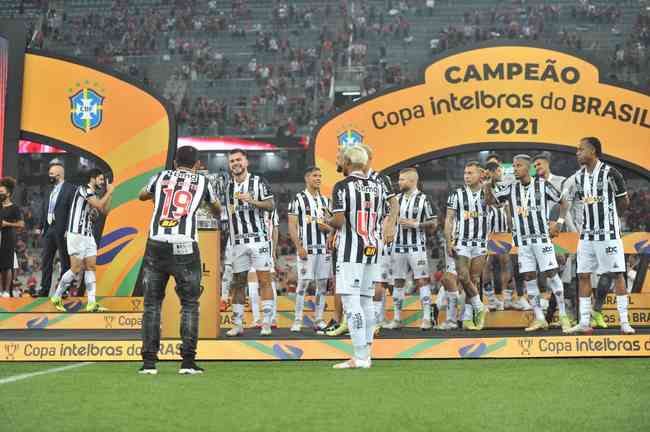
[
  {"left": 394, "top": 190, "right": 435, "bottom": 253},
  {"left": 494, "top": 178, "right": 561, "bottom": 246},
  {"left": 288, "top": 190, "right": 330, "bottom": 254},
  {"left": 572, "top": 160, "right": 627, "bottom": 241},
  {"left": 67, "top": 185, "right": 96, "bottom": 237},
  {"left": 332, "top": 171, "right": 387, "bottom": 264},
  {"left": 224, "top": 173, "right": 274, "bottom": 246},
  {"left": 447, "top": 186, "right": 489, "bottom": 246},
  {"left": 146, "top": 169, "right": 218, "bottom": 243},
  {"left": 489, "top": 205, "right": 509, "bottom": 233}
]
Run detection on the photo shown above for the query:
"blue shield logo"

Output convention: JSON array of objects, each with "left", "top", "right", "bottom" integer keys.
[
  {"left": 337, "top": 129, "right": 363, "bottom": 148},
  {"left": 70, "top": 88, "right": 104, "bottom": 132}
]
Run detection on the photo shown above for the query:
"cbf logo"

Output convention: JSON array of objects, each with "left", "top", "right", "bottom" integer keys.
[
  {"left": 69, "top": 84, "right": 105, "bottom": 133},
  {"left": 337, "top": 127, "right": 363, "bottom": 148}
]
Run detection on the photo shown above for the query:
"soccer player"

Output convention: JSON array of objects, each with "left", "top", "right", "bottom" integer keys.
[
  {"left": 288, "top": 166, "right": 333, "bottom": 332},
  {"left": 445, "top": 161, "right": 489, "bottom": 331},
  {"left": 137, "top": 146, "right": 221, "bottom": 374},
  {"left": 566, "top": 137, "right": 634, "bottom": 334},
  {"left": 326, "top": 146, "right": 386, "bottom": 369},
  {"left": 484, "top": 155, "right": 572, "bottom": 332},
  {"left": 435, "top": 223, "right": 461, "bottom": 330},
  {"left": 50, "top": 169, "right": 114, "bottom": 312},
  {"left": 384, "top": 168, "right": 437, "bottom": 330},
  {"left": 223, "top": 149, "right": 276, "bottom": 337}
]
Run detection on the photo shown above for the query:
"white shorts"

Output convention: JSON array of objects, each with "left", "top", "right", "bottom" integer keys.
[
  {"left": 394, "top": 249, "right": 429, "bottom": 280},
  {"left": 297, "top": 253, "right": 331, "bottom": 281},
  {"left": 518, "top": 242, "right": 558, "bottom": 274},
  {"left": 577, "top": 238, "right": 625, "bottom": 275},
  {"left": 231, "top": 241, "right": 273, "bottom": 274},
  {"left": 455, "top": 243, "right": 487, "bottom": 260},
  {"left": 335, "top": 262, "right": 374, "bottom": 297},
  {"left": 66, "top": 233, "right": 97, "bottom": 259},
  {"left": 373, "top": 251, "right": 394, "bottom": 284}
]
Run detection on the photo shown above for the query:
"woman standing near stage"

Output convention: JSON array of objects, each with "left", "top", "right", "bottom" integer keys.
[{"left": 0, "top": 177, "right": 24, "bottom": 297}]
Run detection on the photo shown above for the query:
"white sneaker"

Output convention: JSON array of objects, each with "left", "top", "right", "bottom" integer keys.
[
  {"left": 420, "top": 319, "right": 433, "bottom": 330},
  {"left": 1, "top": 291, "right": 9, "bottom": 298},
  {"left": 487, "top": 298, "right": 504, "bottom": 311},
  {"left": 226, "top": 326, "right": 244, "bottom": 337},
  {"left": 434, "top": 320, "right": 459, "bottom": 330},
  {"left": 260, "top": 324, "right": 272, "bottom": 336},
  {"left": 290, "top": 320, "right": 302, "bottom": 332},
  {"left": 514, "top": 297, "right": 532, "bottom": 311},
  {"left": 333, "top": 358, "right": 371, "bottom": 369},
  {"left": 621, "top": 322, "right": 636, "bottom": 334},
  {"left": 382, "top": 320, "right": 402, "bottom": 330},
  {"left": 565, "top": 323, "right": 593, "bottom": 334}
]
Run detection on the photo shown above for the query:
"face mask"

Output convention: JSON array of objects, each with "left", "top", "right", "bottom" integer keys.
[{"left": 48, "top": 176, "right": 57, "bottom": 185}]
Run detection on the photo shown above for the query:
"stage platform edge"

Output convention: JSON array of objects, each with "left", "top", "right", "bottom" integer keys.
[{"left": 3, "top": 331, "right": 650, "bottom": 361}]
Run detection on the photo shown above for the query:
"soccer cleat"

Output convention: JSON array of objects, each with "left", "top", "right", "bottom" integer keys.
[
  {"left": 435, "top": 320, "right": 459, "bottom": 330},
  {"left": 290, "top": 320, "right": 302, "bottom": 332},
  {"left": 317, "top": 319, "right": 338, "bottom": 335},
  {"left": 313, "top": 319, "right": 328, "bottom": 331},
  {"left": 559, "top": 314, "right": 572, "bottom": 333},
  {"left": 513, "top": 297, "right": 532, "bottom": 311},
  {"left": 178, "top": 360, "right": 204, "bottom": 375},
  {"left": 86, "top": 302, "right": 108, "bottom": 312},
  {"left": 565, "top": 323, "right": 593, "bottom": 334},
  {"left": 621, "top": 322, "right": 636, "bottom": 335},
  {"left": 332, "top": 358, "right": 371, "bottom": 369},
  {"left": 462, "top": 320, "right": 478, "bottom": 331},
  {"left": 420, "top": 319, "right": 433, "bottom": 330},
  {"left": 525, "top": 319, "right": 549, "bottom": 332},
  {"left": 50, "top": 296, "right": 66, "bottom": 312},
  {"left": 225, "top": 326, "right": 244, "bottom": 337},
  {"left": 326, "top": 320, "right": 349, "bottom": 336},
  {"left": 382, "top": 320, "right": 402, "bottom": 330},
  {"left": 487, "top": 298, "right": 504, "bottom": 311},
  {"left": 475, "top": 308, "right": 488, "bottom": 330},
  {"left": 260, "top": 324, "right": 272, "bottom": 336},
  {"left": 138, "top": 365, "right": 158, "bottom": 375},
  {"left": 590, "top": 311, "right": 608, "bottom": 329}
]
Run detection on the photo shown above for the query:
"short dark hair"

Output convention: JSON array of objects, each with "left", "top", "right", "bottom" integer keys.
[
  {"left": 228, "top": 148, "right": 247, "bottom": 158},
  {"left": 582, "top": 137, "right": 602, "bottom": 157},
  {"left": 87, "top": 168, "right": 103, "bottom": 182},
  {"left": 485, "top": 161, "right": 500, "bottom": 172},
  {"left": 532, "top": 151, "right": 551, "bottom": 163},
  {"left": 486, "top": 153, "right": 501, "bottom": 163},
  {"left": 0, "top": 177, "right": 16, "bottom": 195},
  {"left": 465, "top": 160, "right": 482, "bottom": 169},
  {"left": 175, "top": 145, "right": 199, "bottom": 168},
  {"left": 303, "top": 165, "right": 320, "bottom": 176}
]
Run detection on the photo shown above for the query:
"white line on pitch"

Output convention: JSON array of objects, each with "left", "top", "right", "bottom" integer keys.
[{"left": 0, "top": 362, "right": 94, "bottom": 385}]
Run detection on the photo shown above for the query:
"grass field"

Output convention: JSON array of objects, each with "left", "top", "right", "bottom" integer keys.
[{"left": 1, "top": 359, "right": 649, "bottom": 432}]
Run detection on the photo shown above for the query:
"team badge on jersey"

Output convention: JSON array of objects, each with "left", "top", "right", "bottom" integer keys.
[{"left": 70, "top": 87, "right": 104, "bottom": 132}]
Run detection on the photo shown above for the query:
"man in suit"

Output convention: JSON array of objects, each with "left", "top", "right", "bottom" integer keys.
[{"left": 34, "top": 161, "right": 75, "bottom": 297}]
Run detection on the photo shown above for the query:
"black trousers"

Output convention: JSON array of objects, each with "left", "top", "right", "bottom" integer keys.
[
  {"left": 141, "top": 239, "right": 202, "bottom": 362},
  {"left": 40, "top": 230, "right": 70, "bottom": 294}
]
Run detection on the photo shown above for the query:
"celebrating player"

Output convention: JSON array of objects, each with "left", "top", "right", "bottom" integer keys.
[
  {"left": 566, "top": 137, "right": 634, "bottom": 334},
  {"left": 223, "top": 149, "right": 276, "bottom": 337},
  {"left": 485, "top": 155, "right": 572, "bottom": 332},
  {"left": 50, "top": 168, "right": 114, "bottom": 312},
  {"left": 326, "top": 146, "right": 387, "bottom": 369},
  {"left": 384, "top": 168, "right": 437, "bottom": 330},
  {"left": 137, "top": 146, "right": 221, "bottom": 374},
  {"left": 445, "top": 161, "right": 489, "bottom": 331},
  {"left": 288, "top": 166, "right": 333, "bottom": 332}
]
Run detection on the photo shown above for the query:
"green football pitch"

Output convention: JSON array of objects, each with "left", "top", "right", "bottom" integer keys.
[{"left": 1, "top": 359, "right": 649, "bottom": 432}]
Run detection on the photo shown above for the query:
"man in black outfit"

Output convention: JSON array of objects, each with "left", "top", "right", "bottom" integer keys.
[{"left": 35, "top": 161, "right": 76, "bottom": 297}]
